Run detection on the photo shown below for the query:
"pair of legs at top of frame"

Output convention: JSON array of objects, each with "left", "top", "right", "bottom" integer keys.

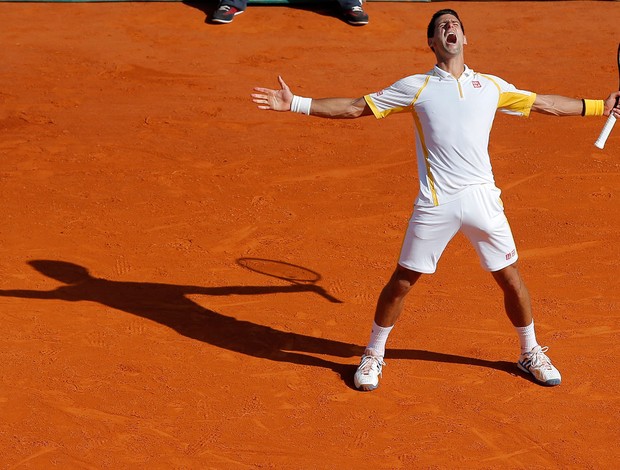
[{"left": 211, "top": 0, "right": 369, "bottom": 26}]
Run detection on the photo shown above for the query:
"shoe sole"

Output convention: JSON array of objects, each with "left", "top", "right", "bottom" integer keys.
[
  {"left": 517, "top": 361, "right": 561, "bottom": 386},
  {"left": 356, "top": 383, "right": 378, "bottom": 391},
  {"left": 354, "top": 377, "right": 379, "bottom": 391}
]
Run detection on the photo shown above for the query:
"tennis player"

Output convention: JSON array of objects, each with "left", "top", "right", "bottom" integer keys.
[{"left": 252, "top": 9, "right": 620, "bottom": 391}]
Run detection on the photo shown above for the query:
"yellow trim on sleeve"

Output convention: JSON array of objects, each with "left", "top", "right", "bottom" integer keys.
[
  {"left": 364, "top": 95, "right": 409, "bottom": 119},
  {"left": 481, "top": 74, "right": 536, "bottom": 117},
  {"left": 497, "top": 92, "right": 536, "bottom": 117},
  {"left": 364, "top": 95, "right": 383, "bottom": 118}
]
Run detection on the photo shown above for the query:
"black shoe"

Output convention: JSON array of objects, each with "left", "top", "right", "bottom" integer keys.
[
  {"left": 212, "top": 5, "right": 244, "bottom": 24},
  {"left": 343, "top": 6, "right": 369, "bottom": 26}
]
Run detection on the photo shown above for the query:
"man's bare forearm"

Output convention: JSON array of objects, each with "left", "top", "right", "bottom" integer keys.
[
  {"left": 309, "top": 97, "right": 372, "bottom": 118},
  {"left": 531, "top": 94, "right": 583, "bottom": 116}
]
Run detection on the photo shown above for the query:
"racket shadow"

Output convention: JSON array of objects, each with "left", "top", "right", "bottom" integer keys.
[
  {"left": 0, "top": 260, "right": 520, "bottom": 385},
  {"left": 237, "top": 257, "right": 343, "bottom": 304}
]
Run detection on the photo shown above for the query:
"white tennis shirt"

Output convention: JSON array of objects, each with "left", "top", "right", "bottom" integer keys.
[{"left": 365, "top": 65, "right": 536, "bottom": 207}]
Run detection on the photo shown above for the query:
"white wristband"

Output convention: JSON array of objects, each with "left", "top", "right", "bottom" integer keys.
[{"left": 290, "top": 95, "right": 312, "bottom": 115}]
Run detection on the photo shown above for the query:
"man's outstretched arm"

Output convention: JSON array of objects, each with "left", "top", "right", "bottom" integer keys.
[
  {"left": 252, "top": 75, "right": 373, "bottom": 119},
  {"left": 532, "top": 91, "right": 620, "bottom": 117}
]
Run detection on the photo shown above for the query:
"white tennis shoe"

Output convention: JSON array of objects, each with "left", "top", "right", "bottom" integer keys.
[
  {"left": 518, "top": 345, "right": 561, "bottom": 386},
  {"left": 354, "top": 348, "right": 385, "bottom": 391}
]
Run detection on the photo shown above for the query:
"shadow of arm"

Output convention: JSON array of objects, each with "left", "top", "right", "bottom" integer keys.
[
  {"left": 0, "top": 289, "right": 60, "bottom": 300},
  {"left": 186, "top": 284, "right": 343, "bottom": 303}
]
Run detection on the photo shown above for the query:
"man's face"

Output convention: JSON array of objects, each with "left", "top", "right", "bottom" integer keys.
[{"left": 428, "top": 14, "right": 467, "bottom": 55}]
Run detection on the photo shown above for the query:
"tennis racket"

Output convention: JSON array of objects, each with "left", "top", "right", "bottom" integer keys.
[
  {"left": 237, "top": 258, "right": 342, "bottom": 303},
  {"left": 594, "top": 42, "right": 620, "bottom": 149}
]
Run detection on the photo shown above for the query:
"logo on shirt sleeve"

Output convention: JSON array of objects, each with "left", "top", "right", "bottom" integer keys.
[{"left": 472, "top": 81, "right": 481, "bottom": 88}]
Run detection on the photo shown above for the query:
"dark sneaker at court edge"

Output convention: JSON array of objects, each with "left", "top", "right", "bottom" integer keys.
[
  {"left": 343, "top": 5, "right": 369, "bottom": 26},
  {"left": 212, "top": 5, "right": 244, "bottom": 24}
]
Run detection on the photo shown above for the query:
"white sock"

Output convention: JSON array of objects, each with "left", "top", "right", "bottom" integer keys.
[
  {"left": 515, "top": 320, "right": 539, "bottom": 354},
  {"left": 366, "top": 321, "right": 393, "bottom": 357}
]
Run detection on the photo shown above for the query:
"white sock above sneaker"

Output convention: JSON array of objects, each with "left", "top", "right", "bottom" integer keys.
[
  {"left": 366, "top": 321, "right": 393, "bottom": 357},
  {"left": 515, "top": 320, "right": 539, "bottom": 354}
]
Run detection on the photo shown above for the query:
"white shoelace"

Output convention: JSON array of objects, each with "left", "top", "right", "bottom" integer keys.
[
  {"left": 529, "top": 346, "right": 553, "bottom": 370},
  {"left": 359, "top": 354, "right": 385, "bottom": 375}
]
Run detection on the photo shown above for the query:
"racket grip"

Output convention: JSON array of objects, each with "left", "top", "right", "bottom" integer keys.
[{"left": 594, "top": 113, "right": 617, "bottom": 149}]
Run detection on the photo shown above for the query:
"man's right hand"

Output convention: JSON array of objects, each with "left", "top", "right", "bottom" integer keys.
[{"left": 252, "top": 75, "right": 293, "bottom": 112}]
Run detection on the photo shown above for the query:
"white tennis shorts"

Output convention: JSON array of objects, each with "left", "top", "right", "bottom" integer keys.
[{"left": 398, "top": 184, "right": 518, "bottom": 274}]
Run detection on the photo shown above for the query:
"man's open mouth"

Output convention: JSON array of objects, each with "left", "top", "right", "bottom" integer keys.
[{"left": 447, "top": 32, "right": 457, "bottom": 44}]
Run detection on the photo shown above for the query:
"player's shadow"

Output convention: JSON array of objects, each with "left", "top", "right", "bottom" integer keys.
[{"left": 0, "top": 260, "right": 518, "bottom": 387}]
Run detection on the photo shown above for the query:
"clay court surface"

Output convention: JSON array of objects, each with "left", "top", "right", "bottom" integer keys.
[{"left": 1, "top": 0, "right": 619, "bottom": 467}]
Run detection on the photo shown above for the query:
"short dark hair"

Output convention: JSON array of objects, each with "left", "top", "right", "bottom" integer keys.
[{"left": 427, "top": 9, "right": 464, "bottom": 39}]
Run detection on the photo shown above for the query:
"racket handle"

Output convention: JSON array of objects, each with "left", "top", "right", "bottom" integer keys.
[{"left": 594, "top": 113, "right": 617, "bottom": 149}]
